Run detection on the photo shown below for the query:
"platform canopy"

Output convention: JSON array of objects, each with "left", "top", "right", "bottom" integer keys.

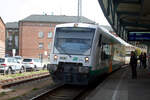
[{"left": 98, "top": 0, "right": 150, "bottom": 41}]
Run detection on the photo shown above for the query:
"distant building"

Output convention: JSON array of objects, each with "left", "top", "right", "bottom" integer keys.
[
  {"left": 5, "top": 22, "right": 19, "bottom": 56},
  {"left": 0, "top": 17, "right": 5, "bottom": 57},
  {"left": 19, "top": 14, "right": 95, "bottom": 61}
]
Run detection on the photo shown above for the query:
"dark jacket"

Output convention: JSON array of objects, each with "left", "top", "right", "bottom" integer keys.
[{"left": 130, "top": 54, "right": 137, "bottom": 67}]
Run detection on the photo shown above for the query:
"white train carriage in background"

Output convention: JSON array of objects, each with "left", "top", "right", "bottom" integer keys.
[
  {"left": 114, "top": 37, "right": 134, "bottom": 64},
  {"left": 117, "top": 38, "right": 147, "bottom": 64},
  {"left": 48, "top": 23, "right": 125, "bottom": 85}
]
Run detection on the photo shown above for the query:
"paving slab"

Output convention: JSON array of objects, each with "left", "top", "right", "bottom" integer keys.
[{"left": 85, "top": 66, "right": 150, "bottom": 100}]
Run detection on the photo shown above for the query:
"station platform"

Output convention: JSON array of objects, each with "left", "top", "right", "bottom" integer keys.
[{"left": 85, "top": 65, "right": 150, "bottom": 100}]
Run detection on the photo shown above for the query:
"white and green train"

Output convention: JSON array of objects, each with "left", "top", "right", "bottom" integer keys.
[{"left": 48, "top": 23, "right": 125, "bottom": 85}]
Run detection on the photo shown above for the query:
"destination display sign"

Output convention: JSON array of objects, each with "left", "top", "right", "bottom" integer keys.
[{"left": 128, "top": 32, "right": 150, "bottom": 41}]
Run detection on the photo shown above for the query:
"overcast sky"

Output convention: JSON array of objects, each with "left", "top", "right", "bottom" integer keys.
[{"left": 0, "top": 0, "right": 110, "bottom": 25}]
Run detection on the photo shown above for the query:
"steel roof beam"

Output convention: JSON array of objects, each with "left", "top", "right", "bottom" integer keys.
[
  {"left": 121, "top": 21, "right": 150, "bottom": 29},
  {"left": 117, "top": 12, "right": 140, "bottom": 17},
  {"left": 119, "top": 0, "right": 141, "bottom": 4},
  {"left": 115, "top": 0, "right": 141, "bottom": 8}
]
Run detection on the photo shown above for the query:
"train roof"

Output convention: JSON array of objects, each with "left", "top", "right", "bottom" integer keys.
[
  {"left": 115, "top": 37, "right": 132, "bottom": 46},
  {"left": 99, "top": 26, "right": 133, "bottom": 46},
  {"left": 55, "top": 23, "right": 98, "bottom": 29},
  {"left": 99, "top": 26, "right": 122, "bottom": 44},
  {"left": 55, "top": 23, "right": 131, "bottom": 45}
]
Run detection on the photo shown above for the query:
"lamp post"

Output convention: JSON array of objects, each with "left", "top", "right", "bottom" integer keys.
[{"left": 77, "top": 0, "right": 82, "bottom": 23}]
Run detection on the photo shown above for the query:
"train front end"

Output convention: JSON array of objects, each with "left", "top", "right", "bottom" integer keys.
[{"left": 48, "top": 23, "right": 95, "bottom": 85}]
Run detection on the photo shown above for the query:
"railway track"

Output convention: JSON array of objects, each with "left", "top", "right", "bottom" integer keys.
[
  {"left": 30, "top": 74, "right": 108, "bottom": 100},
  {"left": 0, "top": 72, "right": 50, "bottom": 89},
  {"left": 30, "top": 66, "right": 127, "bottom": 100},
  {"left": 30, "top": 84, "right": 87, "bottom": 100}
]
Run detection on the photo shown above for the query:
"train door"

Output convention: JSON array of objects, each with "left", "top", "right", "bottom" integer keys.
[
  {"left": 98, "top": 34, "right": 102, "bottom": 66},
  {"left": 100, "top": 43, "right": 112, "bottom": 70},
  {"left": 93, "top": 33, "right": 103, "bottom": 70}
]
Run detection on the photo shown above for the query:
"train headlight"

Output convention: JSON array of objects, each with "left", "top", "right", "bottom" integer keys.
[
  {"left": 54, "top": 55, "right": 58, "bottom": 60},
  {"left": 85, "top": 57, "right": 89, "bottom": 62}
]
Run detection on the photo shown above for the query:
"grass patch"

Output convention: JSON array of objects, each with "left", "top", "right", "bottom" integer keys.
[
  {"left": 0, "top": 92, "right": 7, "bottom": 97},
  {"left": 0, "top": 70, "right": 49, "bottom": 81},
  {"left": 32, "top": 88, "right": 39, "bottom": 91}
]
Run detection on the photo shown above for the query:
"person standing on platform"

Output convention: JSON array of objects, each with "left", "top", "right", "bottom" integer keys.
[
  {"left": 139, "top": 52, "right": 143, "bottom": 68},
  {"left": 130, "top": 51, "right": 137, "bottom": 79},
  {"left": 143, "top": 52, "right": 147, "bottom": 69},
  {"left": 148, "top": 53, "right": 150, "bottom": 70}
]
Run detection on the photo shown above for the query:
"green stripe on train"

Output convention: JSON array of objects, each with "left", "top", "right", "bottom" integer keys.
[
  {"left": 89, "top": 63, "right": 122, "bottom": 76},
  {"left": 89, "top": 67, "right": 109, "bottom": 76}
]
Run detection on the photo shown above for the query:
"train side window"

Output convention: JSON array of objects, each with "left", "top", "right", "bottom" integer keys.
[
  {"left": 98, "top": 34, "right": 102, "bottom": 47},
  {"left": 101, "top": 43, "right": 111, "bottom": 60}
]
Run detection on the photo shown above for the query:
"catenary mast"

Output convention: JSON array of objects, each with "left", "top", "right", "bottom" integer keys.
[{"left": 78, "top": 0, "right": 82, "bottom": 22}]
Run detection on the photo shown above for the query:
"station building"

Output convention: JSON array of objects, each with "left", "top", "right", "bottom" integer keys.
[
  {"left": 5, "top": 22, "right": 19, "bottom": 56},
  {"left": 19, "top": 14, "right": 95, "bottom": 62},
  {"left": 0, "top": 17, "right": 5, "bottom": 58}
]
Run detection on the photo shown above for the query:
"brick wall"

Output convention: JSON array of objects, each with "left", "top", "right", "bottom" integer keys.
[
  {"left": 19, "top": 22, "right": 58, "bottom": 59},
  {"left": 0, "top": 18, "right": 5, "bottom": 42},
  {"left": 0, "top": 18, "right": 5, "bottom": 57}
]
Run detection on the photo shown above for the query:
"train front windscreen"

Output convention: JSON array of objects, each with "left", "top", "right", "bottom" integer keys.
[{"left": 54, "top": 27, "right": 95, "bottom": 55}]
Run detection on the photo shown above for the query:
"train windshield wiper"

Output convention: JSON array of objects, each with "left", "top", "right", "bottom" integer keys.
[{"left": 59, "top": 47, "right": 71, "bottom": 58}]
